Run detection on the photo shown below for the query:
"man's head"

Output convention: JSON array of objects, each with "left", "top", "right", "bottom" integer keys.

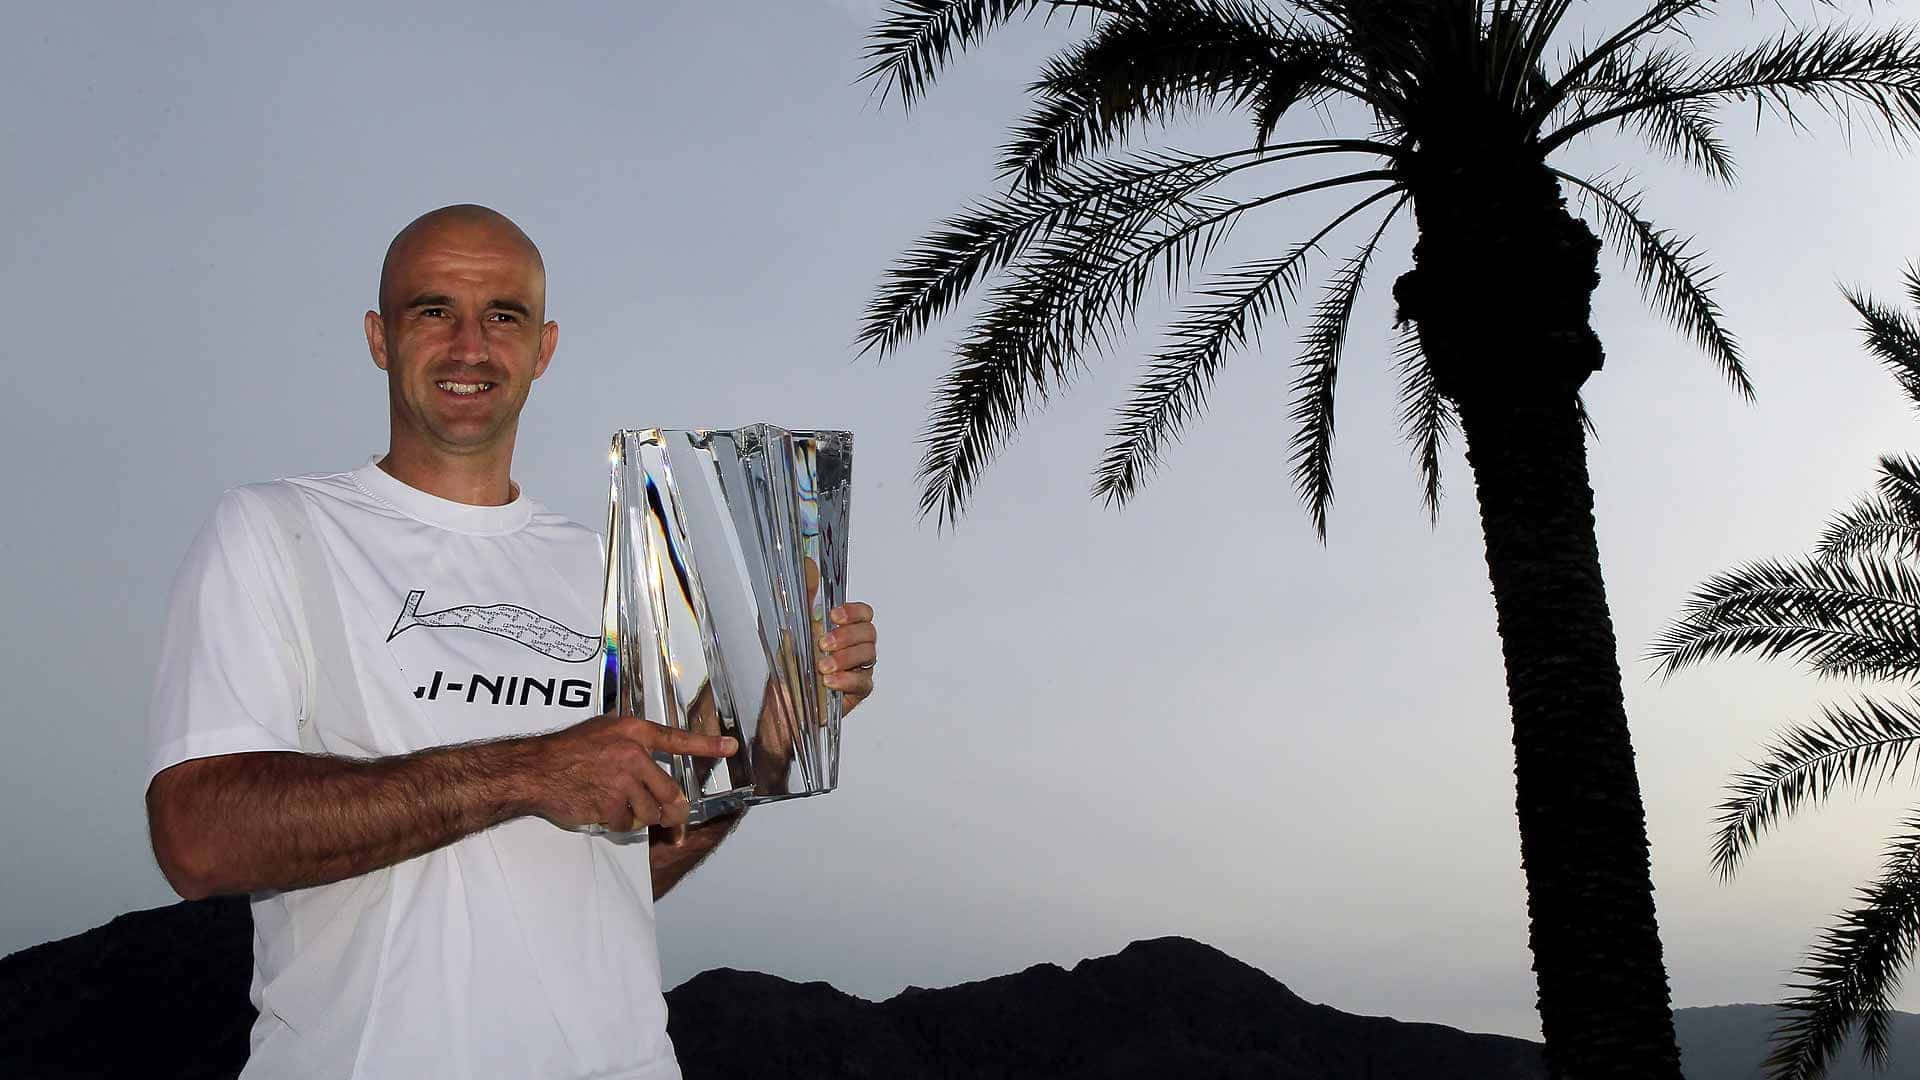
[{"left": 365, "top": 204, "right": 558, "bottom": 467}]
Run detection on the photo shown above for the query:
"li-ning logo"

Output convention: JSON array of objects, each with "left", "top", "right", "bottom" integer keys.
[
  {"left": 386, "top": 589, "right": 601, "bottom": 662},
  {"left": 413, "top": 669, "right": 594, "bottom": 708},
  {"left": 388, "top": 589, "right": 601, "bottom": 709}
]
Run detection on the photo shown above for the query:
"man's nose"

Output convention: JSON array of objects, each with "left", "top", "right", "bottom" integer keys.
[{"left": 450, "top": 315, "right": 487, "bottom": 364}]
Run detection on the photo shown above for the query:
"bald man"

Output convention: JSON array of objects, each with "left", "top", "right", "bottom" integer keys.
[{"left": 143, "top": 206, "right": 878, "bottom": 1079}]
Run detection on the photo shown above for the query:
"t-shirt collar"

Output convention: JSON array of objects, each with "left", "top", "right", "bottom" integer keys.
[{"left": 350, "top": 457, "right": 536, "bottom": 535}]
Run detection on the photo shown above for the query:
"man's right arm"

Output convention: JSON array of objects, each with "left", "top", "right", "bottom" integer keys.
[{"left": 147, "top": 714, "right": 736, "bottom": 901}]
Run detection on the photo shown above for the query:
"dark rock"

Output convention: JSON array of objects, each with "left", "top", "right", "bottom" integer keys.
[
  {"left": 3, "top": 899, "right": 1913, "bottom": 1078},
  {"left": 0, "top": 897, "right": 253, "bottom": 1079}
]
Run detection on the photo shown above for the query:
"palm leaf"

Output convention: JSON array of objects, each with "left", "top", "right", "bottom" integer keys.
[
  {"left": 1289, "top": 195, "right": 1402, "bottom": 537},
  {"left": 1575, "top": 392, "right": 1600, "bottom": 441},
  {"left": 917, "top": 166, "right": 1397, "bottom": 523},
  {"left": 915, "top": 186, "right": 1242, "bottom": 523},
  {"left": 1002, "top": 1, "right": 1347, "bottom": 188},
  {"left": 1560, "top": 46, "right": 1737, "bottom": 183},
  {"left": 1093, "top": 188, "right": 1407, "bottom": 505},
  {"left": 861, "top": 0, "right": 1063, "bottom": 105},
  {"left": 1535, "top": 0, "right": 1718, "bottom": 122},
  {"left": 1650, "top": 556, "right": 1920, "bottom": 682},
  {"left": 1817, "top": 457, "right": 1920, "bottom": 564},
  {"left": 1393, "top": 319, "right": 1454, "bottom": 523},
  {"left": 1818, "top": 497, "right": 1920, "bottom": 567},
  {"left": 859, "top": 149, "right": 1250, "bottom": 360},
  {"left": 1764, "top": 812, "right": 1920, "bottom": 1079},
  {"left": 1546, "top": 25, "right": 1920, "bottom": 151},
  {"left": 1710, "top": 698, "right": 1920, "bottom": 880},
  {"left": 1845, "top": 280, "right": 1920, "bottom": 411},
  {"left": 1881, "top": 453, "right": 1920, "bottom": 510},
  {"left": 1557, "top": 169, "right": 1751, "bottom": 398}
]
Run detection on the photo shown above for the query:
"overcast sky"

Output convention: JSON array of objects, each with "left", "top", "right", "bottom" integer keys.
[{"left": 6, "top": 0, "right": 1920, "bottom": 1041}]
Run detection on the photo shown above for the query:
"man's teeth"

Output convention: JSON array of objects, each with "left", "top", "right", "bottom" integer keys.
[{"left": 437, "top": 381, "right": 494, "bottom": 395}]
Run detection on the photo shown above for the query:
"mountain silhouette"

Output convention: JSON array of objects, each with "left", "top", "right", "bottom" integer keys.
[{"left": 2, "top": 898, "right": 1915, "bottom": 1078}]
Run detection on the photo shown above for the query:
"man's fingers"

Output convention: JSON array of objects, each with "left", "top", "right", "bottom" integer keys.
[
  {"left": 830, "top": 602, "right": 873, "bottom": 625},
  {"left": 825, "top": 669, "right": 872, "bottom": 697},
  {"left": 603, "top": 796, "right": 639, "bottom": 834},
  {"left": 819, "top": 643, "right": 875, "bottom": 673},
  {"left": 820, "top": 622, "right": 876, "bottom": 651},
  {"left": 622, "top": 718, "right": 738, "bottom": 759},
  {"left": 632, "top": 762, "right": 690, "bottom": 827},
  {"left": 658, "top": 727, "right": 739, "bottom": 759}
]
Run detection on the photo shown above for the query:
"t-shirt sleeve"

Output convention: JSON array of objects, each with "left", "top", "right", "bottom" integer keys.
[{"left": 146, "top": 487, "right": 306, "bottom": 783}]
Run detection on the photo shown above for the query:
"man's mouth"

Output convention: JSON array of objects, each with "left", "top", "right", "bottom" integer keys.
[{"left": 436, "top": 380, "right": 496, "bottom": 396}]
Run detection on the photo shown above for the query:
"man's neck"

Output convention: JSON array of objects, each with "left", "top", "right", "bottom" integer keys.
[{"left": 376, "top": 447, "right": 518, "bottom": 507}]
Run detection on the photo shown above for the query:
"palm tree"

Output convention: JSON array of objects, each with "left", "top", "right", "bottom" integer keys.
[
  {"left": 855, "top": 2, "right": 1920, "bottom": 1076},
  {"left": 1653, "top": 270, "right": 1920, "bottom": 1080}
]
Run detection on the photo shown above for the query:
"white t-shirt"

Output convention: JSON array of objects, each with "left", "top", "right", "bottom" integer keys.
[{"left": 147, "top": 461, "right": 680, "bottom": 1080}]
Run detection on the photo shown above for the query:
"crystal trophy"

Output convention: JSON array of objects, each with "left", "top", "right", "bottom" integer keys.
[{"left": 600, "top": 425, "right": 852, "bottom": 825}]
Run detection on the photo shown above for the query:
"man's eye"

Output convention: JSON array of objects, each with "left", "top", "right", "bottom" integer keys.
[
  {"left": 420, "top": 307, "right": 448, "bottom": 318},
  {"left": 488, "top": 312, "right": 519, "bottom": 323}
]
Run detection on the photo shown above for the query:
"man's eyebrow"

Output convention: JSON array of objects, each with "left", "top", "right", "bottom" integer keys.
[{"left": 399, "top": 294, "right": 533, "bottom": 317}]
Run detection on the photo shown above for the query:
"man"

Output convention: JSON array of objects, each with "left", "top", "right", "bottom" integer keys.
[{"left": 144, "top": 205, "right": 878, "bottom": 1079}]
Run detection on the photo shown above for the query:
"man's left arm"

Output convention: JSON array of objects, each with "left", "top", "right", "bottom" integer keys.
[{"left": 651, "top": 602, "right": 876, "bottom": 899}]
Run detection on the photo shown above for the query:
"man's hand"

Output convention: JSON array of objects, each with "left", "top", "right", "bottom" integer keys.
[
  {"left": 818, "top": 602, "right": 876, "bottom": 711},
  {"left": 521, "top": 713, "right": 737, "bottom": 833}
]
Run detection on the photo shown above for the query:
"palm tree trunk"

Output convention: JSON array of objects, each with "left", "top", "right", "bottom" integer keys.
[
  {"left": 1456, "top": 389, "right": 1681, "bottom": 1079},
  {"left": 1395, "top": 161, "right": 1682, "bottom": 1077}
]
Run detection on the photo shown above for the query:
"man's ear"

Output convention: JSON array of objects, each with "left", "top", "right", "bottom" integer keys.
[
  {"left": 532, "top": 320, "right": 559, "bottom": 380},
  {"left": 365, "top": 310, "right": 389, "bottom": 371}
]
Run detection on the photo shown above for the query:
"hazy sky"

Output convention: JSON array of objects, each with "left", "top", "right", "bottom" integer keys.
[{"left": 6, "top": 0, "right": 1920, "bottom": 1042}]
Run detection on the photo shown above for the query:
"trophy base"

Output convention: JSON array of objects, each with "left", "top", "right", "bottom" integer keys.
[
  {"left": 684, "top": 786, "right": 834, "bottom": 825},
  {"left": 561, "top": 786, "right": 836, "bottom": 839},
  {"left": 687, "top": 791, "right": 748, "bottom": 826}
]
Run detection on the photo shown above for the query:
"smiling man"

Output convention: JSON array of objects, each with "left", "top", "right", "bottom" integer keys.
[{"left": 143, "top": 204, "right": 877, "bottom": 1079}]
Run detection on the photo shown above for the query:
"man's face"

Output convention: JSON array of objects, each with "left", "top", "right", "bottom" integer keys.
[{"left": 364, "top": 220, "right": 558, "bottom": 459}]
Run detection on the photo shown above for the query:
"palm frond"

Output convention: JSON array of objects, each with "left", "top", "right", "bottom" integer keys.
[
  {"left": 1876, "top": 454, "right": 1920, "bottom": 522},
  {"left": 1093, "top": 188, "right": 1407, "bottom": 505},
  {"left": 915, "top": 186, "right": 1240, "bottom": 524},
  {"left": 1816, "top": 457, "right": 1920, "bottom": 564},
  {"left": 859, "top": 149, "right": 1247, "bottom": 360},
  {"left": 1649, "top": 556, "right": 1920, "bottom": 682},
  {"left": 1764, "top": 813, "right": 1920, "bottom": 1079},
  {"left": 861, "top": 0, "right": 1065, "bottom": 105},
  {"left": 1845, "top": 281, "right": 1920, "bottom": 410},
  {"left": 1546, "top": 25, "right": 1920, "bottom": 152},
  {"left": 1001, "top": 2, "right": 1349, "bottom": 188},
  {"left": 1710, "top": 698, "right": 1920, "bottom": 880},
  {"left": 1881, "top": 454, "right": 1920, "bottom": 508},
  {"left": 1249, "top": 64, "right": 1322, "bottom": 146},
  {"left": 1535, "top": 0, "right": 1717, "bottom": 121},
  {"left": 1490, "top": 0, "right": 1576, "bottom": 111},
  {"left": 1289, "top": 196, "right": 1402, "bottom": 537},
  {"left": 1558, "top": 46, "right": 1737, "bottom": 183},
  {"left": 1818, "top": 498, "right": 1920, "bottom": 567},
  {"left": 1393, "top": 319, "right": 1454, "bottom": 523},
  {"left": 1556, "top": 169, "right": 1751, "bottom": 398},
  {"left": 916, "top": 164, "right": 1399, "bottom": 523}
]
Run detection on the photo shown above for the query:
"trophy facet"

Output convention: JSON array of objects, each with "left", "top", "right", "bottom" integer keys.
[{"left": 600, "top": 425, "right": 851, "bottom": 824}]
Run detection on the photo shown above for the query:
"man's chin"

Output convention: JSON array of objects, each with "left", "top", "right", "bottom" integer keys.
[{"left": 416, "top": 418, "right": 517, "bottom": 454}]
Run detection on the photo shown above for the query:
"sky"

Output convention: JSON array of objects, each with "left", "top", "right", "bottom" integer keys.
[{"left": 5, "top": 0, "right": 1920, "bottom": 1043}]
